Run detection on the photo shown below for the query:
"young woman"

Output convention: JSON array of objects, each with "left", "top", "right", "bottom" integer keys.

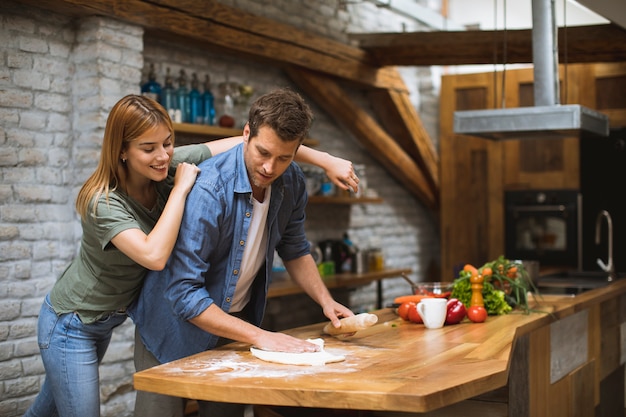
[{"left": 23, "top": 94, "right": 358, "bottom": 417}]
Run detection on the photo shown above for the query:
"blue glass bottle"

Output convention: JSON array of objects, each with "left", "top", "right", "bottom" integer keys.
[
  {"left": 141, "top": 63, "right": 162, "bottom": 103},
  {"left": 175, "top": 69, "right": 190, "bottom": 123},
  {"left": 202, "top": 74, "right": 215, "bottom": 125},
  {"left": 161, "top": 67, "right": 177, "bottom": 117},
  {"left": 189, "top": 73, "right": 203, "bottom": 124}
]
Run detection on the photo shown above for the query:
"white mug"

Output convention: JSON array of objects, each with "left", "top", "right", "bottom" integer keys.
[{"left": 417, "top": 298, "right": 447, "bottom": 329}]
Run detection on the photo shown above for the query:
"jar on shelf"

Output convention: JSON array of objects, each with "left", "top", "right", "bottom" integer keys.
[{"left": 368, "top": 248, "right": 384, "bottom": 272}]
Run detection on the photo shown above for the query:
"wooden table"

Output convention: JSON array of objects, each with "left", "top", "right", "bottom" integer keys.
[{"left": 134, "top": 279, "right": 626, "bottom": 416}]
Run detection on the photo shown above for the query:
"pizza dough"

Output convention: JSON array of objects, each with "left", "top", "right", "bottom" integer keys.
[
  {"left": 322, "top": 313, "right": 378, "bottom": 335},
  {"left": 250, "top": 338, "right": 345, "bottom": 366}
]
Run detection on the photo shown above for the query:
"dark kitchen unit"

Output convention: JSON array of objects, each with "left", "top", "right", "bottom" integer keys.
[{"left": 580, "top": 128, "right": 626, "bottom": 274}]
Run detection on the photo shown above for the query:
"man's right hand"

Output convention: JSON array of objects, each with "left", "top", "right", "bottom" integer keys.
[{"left": 252, "top": 331, "right": 321, "bottom": 353}]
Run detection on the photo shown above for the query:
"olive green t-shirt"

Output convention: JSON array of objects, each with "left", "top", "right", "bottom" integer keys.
[{"left": 50, "top": 144, "right": 212, "bottom": 324}]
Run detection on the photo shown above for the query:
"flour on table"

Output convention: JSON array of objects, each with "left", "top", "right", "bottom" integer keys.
[{"left": 250, "top": 338, "right": 345, "bottom": 366}]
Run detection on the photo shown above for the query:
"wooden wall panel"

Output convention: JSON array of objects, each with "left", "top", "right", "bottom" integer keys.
[
  {"left": 570, "top": 361, "right": 596, "bottom": 417},
  {"left": 529, "top": 325, "right": 551, "bottom": 417},
  {"left": 439, "top": 71, "right": 503, "bottom": 279}
]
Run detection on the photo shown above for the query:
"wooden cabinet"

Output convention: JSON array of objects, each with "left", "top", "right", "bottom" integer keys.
[{"left": 439, "top": 63, "right": 626, "bottom": 280}]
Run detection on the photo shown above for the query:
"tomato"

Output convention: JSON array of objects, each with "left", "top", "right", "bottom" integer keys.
[
  {"left": 463, "top": 264, "right": 478, "bottom": 277},
  {"left": 408, "top": 303, "right": 423, "bottom": 324},
  {"left": 467, "top": 306, "right": 488, "bottom": 323},
  {"left": 397, "top": 302, "right": 415, "bottom": 321},
  {"left": 480, "top": 267, "right": 492, "bottom": 279}
]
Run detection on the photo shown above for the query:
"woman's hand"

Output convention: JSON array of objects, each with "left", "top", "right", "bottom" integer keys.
[
  {"left": 323, "top": 155, "right": 359, "bottom": 193},
  {"left": 172, "top": 162, "right": 201, "bottom": 195},
  {"left": 292, "top": 147, "right": 360, "bottom": 193}
]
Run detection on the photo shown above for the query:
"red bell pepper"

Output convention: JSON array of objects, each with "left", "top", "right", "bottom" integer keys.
[{"left": 445, "top": 298, "right": 466, "bottom": 325}]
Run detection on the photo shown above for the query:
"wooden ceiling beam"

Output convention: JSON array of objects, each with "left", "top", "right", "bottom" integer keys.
[
  {"left": 351, "top": 24, "right": 626, "bottom": 66},
  {"left": 367, "top": 88, "right": 439, "bottom": 200},
  {"left": 11, "top": 0, "right": 407, "bottom": 92}
]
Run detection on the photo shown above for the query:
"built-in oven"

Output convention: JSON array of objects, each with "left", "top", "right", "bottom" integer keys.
[{"left": 504, "top": 189, "right": 582, "bottom": 269}]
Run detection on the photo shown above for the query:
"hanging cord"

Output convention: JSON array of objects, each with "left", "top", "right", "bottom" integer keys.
[
  {"left": 491, "top": 0, "right": 498, "bottom": 108},
  {"left": 562, "top": 0, "right": 568, "bottom": 104},
  {"left": 500, "top": 0, "right": 508, "bottom": 108},
  {"left": 492, "top": 0, "right": 508, "bottom": 109}
]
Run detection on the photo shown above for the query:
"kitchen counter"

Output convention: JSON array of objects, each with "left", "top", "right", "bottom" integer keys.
[{"left": 134, "top": 279, "right": 626, "bottom": 416}]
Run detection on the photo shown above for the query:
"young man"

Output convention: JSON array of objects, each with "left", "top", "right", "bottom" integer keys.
[{"left": 130, "top": 88, "right": 355, "bottom": 417}]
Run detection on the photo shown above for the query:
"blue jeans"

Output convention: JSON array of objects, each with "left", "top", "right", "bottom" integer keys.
[{"left": 24, "top": 294, "right": 127, "bottom": 417}]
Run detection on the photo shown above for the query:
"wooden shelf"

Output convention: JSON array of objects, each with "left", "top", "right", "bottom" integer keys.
[
  {"left": 173, "top": 122, "right": 319, "bottom": 146},
  {"left": 307, "top": 195, "right": 383, "bottom": 204},
  {"left": 268, "top": 268, "right": 412, "bottom": 308},
  {"left": 173, "top": 122, "right": 242, "bottom": 138}
]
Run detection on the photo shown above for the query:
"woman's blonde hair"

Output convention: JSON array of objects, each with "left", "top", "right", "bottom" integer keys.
[{"left": 75, "top": 95, "right": 174, "bottom": 218}]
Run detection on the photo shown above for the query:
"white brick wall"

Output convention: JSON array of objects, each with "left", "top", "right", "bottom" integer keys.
[{"left": 0, "top": 1, "right": 441, "bottom": 415}]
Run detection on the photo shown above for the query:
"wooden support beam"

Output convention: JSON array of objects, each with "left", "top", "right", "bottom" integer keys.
[
  {"left": 287, "top": 67, "right": 439, "bottom": 212},
  {"left": 367, "top": 88, "right": 439, "bottom": 199}
]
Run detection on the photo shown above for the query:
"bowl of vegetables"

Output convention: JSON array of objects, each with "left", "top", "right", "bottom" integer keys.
[{"left": 415, "top": 282, "right": 453, "bottom": 297}]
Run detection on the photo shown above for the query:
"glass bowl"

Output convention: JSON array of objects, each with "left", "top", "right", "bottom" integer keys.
[{"left": 415, "top": 282, "right": 453, "bottom": 296}]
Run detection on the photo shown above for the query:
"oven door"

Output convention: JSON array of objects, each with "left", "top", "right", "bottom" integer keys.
[{"left": 505, "top": 190, "right": 581, "bottom": 268}]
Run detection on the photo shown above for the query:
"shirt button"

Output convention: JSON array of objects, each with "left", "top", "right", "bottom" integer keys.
[
  {"left": 226, "top": 297, "right": 231, "bottom": 302},
  {"left": 246, "top": 212, "right": 251, "bottom": 217},
  {"left": 233, "top": 269, "right": 239, "bottom": 275},
  {"left": 239, "top": 240, "right": 245, "bottom": 246}
]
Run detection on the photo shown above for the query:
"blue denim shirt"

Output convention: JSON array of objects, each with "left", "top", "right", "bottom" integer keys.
[{"left": 128, "top": 143, "right": 310, "bottom": 363}]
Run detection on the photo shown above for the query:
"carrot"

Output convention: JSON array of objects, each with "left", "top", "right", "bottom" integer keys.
[{"left": 393, "top": 294, "right": 432, "bottom": 304}]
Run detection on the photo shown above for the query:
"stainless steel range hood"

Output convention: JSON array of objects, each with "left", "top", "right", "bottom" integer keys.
[{"left": 453, "top": 0, "right": 609, "bottom": 140}]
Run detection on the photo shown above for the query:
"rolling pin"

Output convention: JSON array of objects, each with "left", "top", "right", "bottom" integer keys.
[{"left": 322, "top": 313, "right": 378, "bottom": 335}]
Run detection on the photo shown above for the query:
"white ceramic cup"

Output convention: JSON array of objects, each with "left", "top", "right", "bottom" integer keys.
[{"left": 417, "top": 298, "right": 447, "bottom": 329}]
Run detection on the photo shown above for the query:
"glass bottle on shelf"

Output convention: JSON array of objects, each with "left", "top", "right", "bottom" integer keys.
[
  {"left": 188, "top": 73, "right": 203, "bottom": 124},
  {"left": 141, "top": 63, "right": 162, "bottom": 103},
  {"left": 202, "top": 74, "right": 215, "bottom": 126},
  {"left": 353, "top": 164, "right": 368, "bottom": 198},
  {"left": 216, "top": 81, "right": 237, "bottom": 128},
  {"left": 175, "top": 69, "right": 190, "bottom": 123},
  {"left": 161, "top": 67, "right": 177, "bottom": 119},
  {"left": 235, "top": 84, "right": 254, "bottom": 129}
]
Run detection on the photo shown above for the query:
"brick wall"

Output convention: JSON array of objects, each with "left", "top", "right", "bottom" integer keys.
[{"left": 0, "top": 1, "right": 440, "bottom": 415}]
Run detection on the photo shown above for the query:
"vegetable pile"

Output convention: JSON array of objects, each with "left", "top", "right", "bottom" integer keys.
[
  {"left": 450, "top": 256, "right": 538, "bottom": 315},
  {"left": 393, "top": 256, "right": 539, "bottom": 326}
]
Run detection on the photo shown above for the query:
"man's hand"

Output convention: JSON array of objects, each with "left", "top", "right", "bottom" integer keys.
[
  {"left": 321, "top": 301, "right": 354, "bottom": 330},
  {"left": 252, "top": 332, "right": 321, "bottom": 353}
]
